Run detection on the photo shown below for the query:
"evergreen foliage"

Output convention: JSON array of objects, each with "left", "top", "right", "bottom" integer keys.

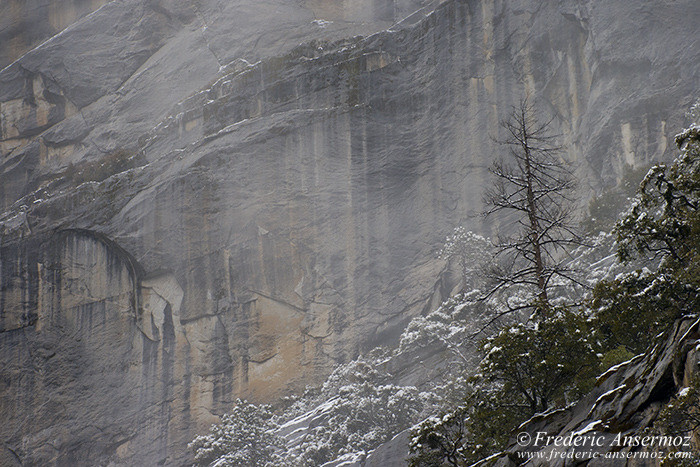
[
  {"left": 616, "top": 126, "right": 700, "bottom": 268},
  {"left": 655, "top": 378, "right": 700, "bottom": 438},
  {"left": 479, "top": 310, "right": 598, "bottom": 414},
  {"left": 593, "top": 123, "right": 700, "bottom": 355},
  {"left": 652, "top": 378, "right": 700, "bottom": 466},
  {"left": 589, "top": 270, "right": 688, "bottom": 355},
  {"left": 409, "top": 390, "right": 516, "bottom": 467}
]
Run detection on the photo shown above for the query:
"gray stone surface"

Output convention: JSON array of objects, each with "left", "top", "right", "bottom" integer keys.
[
  {"left": 1, "top": 0, "right": 699, "bottom": 465},
  {"left": 0, "top": 0, "right": 112, "bottom": 70}
]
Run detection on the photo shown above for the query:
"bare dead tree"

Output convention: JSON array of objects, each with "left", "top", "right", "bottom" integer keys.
[{"left": 483, "top": 98, "right": 583, "bottom": 316}]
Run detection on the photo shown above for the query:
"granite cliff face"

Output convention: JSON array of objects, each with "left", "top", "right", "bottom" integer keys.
[
  {"left": 1, "top": 0, "right": 698, "bottom": 464},
  {"left": 0, "top": 0, "right": 112, "bottom": 70}
]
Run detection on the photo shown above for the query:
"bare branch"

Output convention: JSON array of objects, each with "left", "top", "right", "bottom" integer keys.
[{"left": 482, "top": 96, "right": 581, "bottom": 315}]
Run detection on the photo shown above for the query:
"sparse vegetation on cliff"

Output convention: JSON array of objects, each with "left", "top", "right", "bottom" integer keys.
[
  {"left": 189, "top": 356, "right": 437, "bottom": 466},
  {"left": 408, "top": 118, "right": 700, "bottom": 465},
  {"left": 188, "top": 113, "right": 700, "bottom": 467}
]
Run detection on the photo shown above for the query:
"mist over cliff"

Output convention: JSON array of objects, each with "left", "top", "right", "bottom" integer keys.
[{"left": 0, "top": 0, "right": 698, "bottom": 465}]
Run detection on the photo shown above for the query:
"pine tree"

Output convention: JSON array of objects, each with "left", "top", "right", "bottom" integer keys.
[{"left": 484, "top": 97, "right": 582, "bottom": 314}]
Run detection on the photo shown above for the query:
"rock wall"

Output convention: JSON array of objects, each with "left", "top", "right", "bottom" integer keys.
[
  {"left": 0, "top": 0, "right": 112, "bottom": 70},
  {"left": 0, "top": 230, "right": 157, "bottom": 466},
  {"left": 0, "top": 0, "right": 698, "bottom": 464}
]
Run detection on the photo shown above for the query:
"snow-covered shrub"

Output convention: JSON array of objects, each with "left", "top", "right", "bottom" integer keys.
[
  {"left": 398, "top": 291, "right": 482, "bottom": 357},
  {"left": 188, "top": 399, "right": 283, "bottom": 467},
  {"left": 282, "top": 357, "right": 436, "bottom": 465},
  {"left": 288, "top": 382, "right": 432, "bottom": 465},
  {"left": 438, "top": 227, "right": 492, "bottom": 290},
  {"left": 409, "top": 405, "right": 471, "bottom": 466},
  {"left": 189, "top": 357, "right": 436, "bottom": 466}
]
